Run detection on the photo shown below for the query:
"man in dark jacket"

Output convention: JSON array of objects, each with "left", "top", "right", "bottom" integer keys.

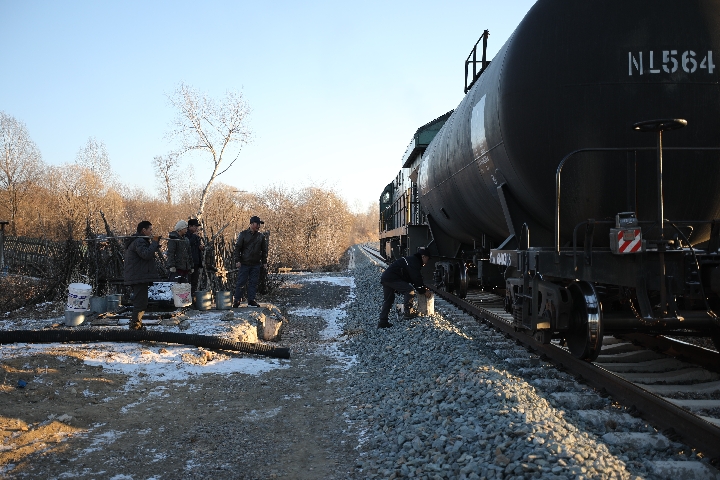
[
  {"left": 233, "top": 215, "right": 268, "bottom": 308},
  {"left": 124, "top": 221, "right": 161, "bottom": 330},
  {"left": 186, "top": 218, "right": 205, "bottom": 300},
  {"left": 378, "top": 247, "right": 432, "bottom": 328}
]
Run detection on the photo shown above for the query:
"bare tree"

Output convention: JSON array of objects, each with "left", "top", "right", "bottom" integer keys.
[
  {"left": 153, "top": 154, "right": 180, "bottom": 204},
  {"left": 350, "top": 201, "right": 379, "bottom": 245},
  {"left": 0, "top": 112, "right": 43, "bottom": 234},
  {"left": 77, "top": 137, "right": 114, "bottom": 182},
  {"left": 167, "top": 83, "right": 251, "bottom": 223}
]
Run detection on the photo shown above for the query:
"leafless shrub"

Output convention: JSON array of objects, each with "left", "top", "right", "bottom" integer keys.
[{"left": 0, "top": 275, "right": 52, "bottom": 312}]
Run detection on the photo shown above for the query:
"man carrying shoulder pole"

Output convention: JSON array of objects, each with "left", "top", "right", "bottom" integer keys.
[{"left": 123, "top": 221, "right": 162, "bottom": 330}]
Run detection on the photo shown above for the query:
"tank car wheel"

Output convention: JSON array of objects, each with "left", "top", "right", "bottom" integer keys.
[{"left": 566, "top": 281, "right": 604, "bottom": 361}]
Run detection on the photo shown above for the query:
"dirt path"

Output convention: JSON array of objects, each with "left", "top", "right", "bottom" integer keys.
[{"left": 0, "top": 276, "right": 360, "bottom": 479}]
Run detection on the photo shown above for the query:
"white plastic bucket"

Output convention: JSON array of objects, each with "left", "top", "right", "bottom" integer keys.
[
  {"left": 67, "top": 283, "right": 92, "bottom": 312},
  {"left": 171, "top": 283, "right": 192, "bottom": 307}
]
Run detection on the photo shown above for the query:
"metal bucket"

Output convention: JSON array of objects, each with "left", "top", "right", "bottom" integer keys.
[
  {"left": 89, "top": 296, "right": 107, "bottom": 314},
  {"left": 64, "top": 310, "right": 85, "bottom": 326},
  {"left": 195, "top": 290, "right": 212, "bottom": 311},
  {"left": 215, "top": 291, "right": 232, "bottom": 310},
  {"left": 106, "top": 294, "right": 122, "bottom": 312}
]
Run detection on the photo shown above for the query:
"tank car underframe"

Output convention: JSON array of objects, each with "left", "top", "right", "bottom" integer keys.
[
  {"left": 491, "top": 245, "right": 720, "bottom": 360},
  {"left": 380, "top": 225, "right": 431, "bottom": 261}
]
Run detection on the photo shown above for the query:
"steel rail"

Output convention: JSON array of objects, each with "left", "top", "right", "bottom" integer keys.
[
  {"left": 359, "top": 245, "right": 388, "bottom": 265},
  {"left": 617, "top": 333, "right": 720, "bottom": 374},
  {"left": 430, "top": 286, "right": 720, "bottom": 463}
]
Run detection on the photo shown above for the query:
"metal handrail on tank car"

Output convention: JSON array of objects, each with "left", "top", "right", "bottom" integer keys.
[
  {"left": 464, "top": 30, "right": 491, "bottom": 94},
  {"left": 570, "top": 219, "right": 711, "bottom": 274},
  {"left": 555, "top": 146, "right": 720, "bottom": 254}
]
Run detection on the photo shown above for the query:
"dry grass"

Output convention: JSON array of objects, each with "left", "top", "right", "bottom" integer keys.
[{"left": 0, "top": 275, "right": 58, "bottom": 313}]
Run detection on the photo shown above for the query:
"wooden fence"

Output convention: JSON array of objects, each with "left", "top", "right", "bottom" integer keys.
[
  {"left": 3, "top": 236, "right": 65, "bottom": 276},
  {"left": 1, "top": 232, "right": 277, "bottom": 304}
]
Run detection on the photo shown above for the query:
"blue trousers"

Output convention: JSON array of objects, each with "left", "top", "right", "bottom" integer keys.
[{"left": 234, "top": 264, "right": 262, "bottom": 302}]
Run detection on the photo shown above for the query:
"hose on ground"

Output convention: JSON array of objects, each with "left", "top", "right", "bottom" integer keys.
[{"left": 0, "top": 328, "right": 290, "bottom": 359}]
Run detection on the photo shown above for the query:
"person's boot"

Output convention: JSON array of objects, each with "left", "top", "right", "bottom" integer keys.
[
  {"left": 377, "top": 319, "right": 393, "bottom": 328},
  {"left": 403, "top": 308, "right": 420, "bottom": 320},
  {"left": 248, "top": 300, "right": 260, "bottom": 307},
  {"left": 129, "top": 310, "right": 145, "bottom": 330}
]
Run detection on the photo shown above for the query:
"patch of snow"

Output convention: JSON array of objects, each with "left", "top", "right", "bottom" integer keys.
[
  {"left": 148, "top": 282, "right": 174, "bottom": 301},
  {"left": 241, "top": 407, "right": 282, "bottom": 421},
  {"left": 300, "top": 276, "right": 355, "bottom": 288},
  {"left": 290, "top": 275, "right": 355, "bottom": 341},
  {"left": 81, "top": 430, "right": 124, "bottom": 455}
]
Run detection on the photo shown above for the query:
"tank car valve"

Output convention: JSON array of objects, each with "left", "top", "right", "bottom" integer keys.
[{"left": 610, "top": 212, "right": 643, "bottom": 254}]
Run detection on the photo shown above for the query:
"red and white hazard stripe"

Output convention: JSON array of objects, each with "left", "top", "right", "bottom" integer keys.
[{"left": 617, "top": 229, "right": 642, "bottom": 253}]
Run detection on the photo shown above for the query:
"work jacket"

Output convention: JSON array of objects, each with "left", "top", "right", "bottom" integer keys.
[
  {"left": 381, "top": 254, "right": 428, "bottom": 293},
  {"left": 166, "top": 231, "right": 193, "bottom": 271},
  {"left": 123, "top": 235, "right": 161, "bottom": 285},
  {"left": 186, "top": 231, "right": 203, "bottom": 268},
  {"left": 234, "top": 229, "right": 268, "bottom": 266}
]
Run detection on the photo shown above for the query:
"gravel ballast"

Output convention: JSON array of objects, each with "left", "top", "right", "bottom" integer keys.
[{"left": 340, "top": 247, "right": 720, "bottom": 480}]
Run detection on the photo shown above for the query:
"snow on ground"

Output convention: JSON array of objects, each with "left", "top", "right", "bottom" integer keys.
[
  {"left": 0, "top": 309, "right": 288, "bottom": 381},
  {"left": 0, "top": 273, "right": 360, "bottom": 381},
  {"left": 289, "top": 275, "right": 357, "bottom": 370}
]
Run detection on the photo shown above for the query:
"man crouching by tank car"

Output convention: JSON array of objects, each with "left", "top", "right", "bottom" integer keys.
[
  {"left": 378, "top": 247, "right": 432, "bottom": 328},
  {"left": 124, "top": 221, "right": 161, "bottom": 330},
  {"left": 167, "top": 220, "right": 193, "bottom": 283}
]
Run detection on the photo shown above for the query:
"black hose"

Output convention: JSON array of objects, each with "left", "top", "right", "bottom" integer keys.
[{"left": 0, "top": 328, "right": 290, "bottom": 359}]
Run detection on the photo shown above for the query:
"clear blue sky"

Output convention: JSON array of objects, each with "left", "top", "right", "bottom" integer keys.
[{"left": 0, "top": 0, "right": 536, "bottom": 211}]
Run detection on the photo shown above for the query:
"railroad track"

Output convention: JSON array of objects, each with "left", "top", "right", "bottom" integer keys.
[
  {"left": 358, "top": 244, "right": 387, "bottom": 265},
  {"left": 358, "top": 245, "right": 720, "bottom": 466}
]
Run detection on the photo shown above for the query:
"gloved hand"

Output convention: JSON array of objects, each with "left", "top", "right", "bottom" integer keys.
[
  {"left": 152, "top": 235, "right": 161, "bottom": 243},
  {"left": 169, "top": 267, "right": 176, "bottom": 273},
  {"left": 190, "top": 269, "right": 194, "bottom": 274}
]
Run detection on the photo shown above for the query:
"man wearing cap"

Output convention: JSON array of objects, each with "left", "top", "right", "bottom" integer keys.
[
  {"left": 233, "top": 216, "right": 268, "bottom": 308},
  {"left": 378, "top": 247, "right": 433, "bottom": 328},
  {"left": 186, "top": 218, "right": 205, "bottom": 301},
  {"left": 167, "top": 220, "right": 193, "bottom": 283}
]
